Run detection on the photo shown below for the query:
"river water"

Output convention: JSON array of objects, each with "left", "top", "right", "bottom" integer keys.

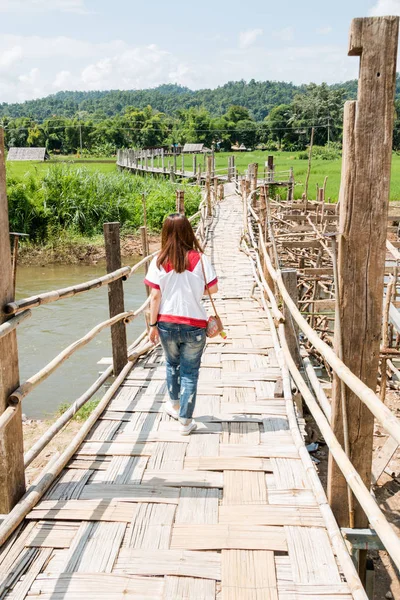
[{"left": 16, "top": 259, "right": 147, "bottom": 419}]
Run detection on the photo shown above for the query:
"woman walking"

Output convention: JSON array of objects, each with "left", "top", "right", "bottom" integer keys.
[{"left": 144, "top": 213, "right": 218, "bottom": 435}]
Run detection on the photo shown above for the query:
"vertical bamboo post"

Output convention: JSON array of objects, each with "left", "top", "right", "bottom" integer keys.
[
  {"left": 11, "top": 235, "right": 19, "bottom": 296},
  {"left": 281, "top": 270, "right": 301, "bottom": 367},
  {"left": 219, "top": 184, "right": 224, "bottom": 202},
  {"left": 267, "top": 155, "right": 274, "bottom": 182},
  {"left": 193, "top": 154, "right": 197, "bottom": 176},
  {"left": 161, "top": 148, "right": 165, "bottom": 171},
  {"left": 181, "top": 153, "right": 185, "bottom": 174},
  {"left": 251, "top": 162, "right": 258, "bottom": 192},
  {"left": 327, "top": 17, "right": 399, "bottom": 573},
  {"left": 0, "top": 128, "right": 25, "bottom": 512},
  {"left": 304, "top": 128, "right": 314, "bottom": 199},
  {"left": 213, "top": 177, "right": 218, "bottom": 203},
  {"left": 103, "top": 222, "right": 128, "bottom": 375},
  {"left": 151, "top": 150, "right": 154, "bottom": 170},
  {"left": 176, "top": 190, "right": 185, "bottom": 214},
  {"left": 227, "top": 156, "right": 232, "bottom": 182},
  {"left": 173, "top": 152, "right": 177, "bottom": 173},
  {"left": 197, "top": 165, "right": 201, "bottom": 185}
]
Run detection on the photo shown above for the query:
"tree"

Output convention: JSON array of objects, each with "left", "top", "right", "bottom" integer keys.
[
  {"left": 265, "top": 105, "right": 291, "bottom": 149},
  {"left": 225, "top": 105, "right": 251, "bottom": 124},
  {"left": 235, "top": 120, "right": 258, "bottom": 148}
]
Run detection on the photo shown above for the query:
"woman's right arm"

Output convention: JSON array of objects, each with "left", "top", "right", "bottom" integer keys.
[{"left": 207, "top": 283, "right": 218, "bottom": 295}]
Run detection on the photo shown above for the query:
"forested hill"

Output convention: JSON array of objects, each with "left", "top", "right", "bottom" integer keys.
[{"left": 0, "top": 79, "right": 363, "bottom": 122}]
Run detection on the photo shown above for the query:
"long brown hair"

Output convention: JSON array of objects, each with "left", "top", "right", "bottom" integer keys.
[{"left": 157, "top": 213, "right": 203, "bottom": 273}]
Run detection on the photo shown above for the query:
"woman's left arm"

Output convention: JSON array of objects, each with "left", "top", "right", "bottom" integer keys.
[{"left": 149, "top": 288, "right": 161, "bottom": 344}]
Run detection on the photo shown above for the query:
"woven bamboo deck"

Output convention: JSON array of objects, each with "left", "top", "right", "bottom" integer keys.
[{"left": 0, "top": 186, "right": 355, "bottom": 599}]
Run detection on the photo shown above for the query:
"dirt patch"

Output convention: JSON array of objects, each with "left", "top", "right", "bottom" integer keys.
[
  {"left": 23, "top": 417, "right": 82, "bottom": 485},
  {"left": 305, "top": 389, "right": 400, "bottom": 600},
  {"left": 17, "top": 233, "right": 161, "bottom": 266}
]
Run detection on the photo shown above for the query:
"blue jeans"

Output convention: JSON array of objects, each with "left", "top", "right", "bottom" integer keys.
[{"left": 157, "top": 322, "right": 207, "bottom": 419}]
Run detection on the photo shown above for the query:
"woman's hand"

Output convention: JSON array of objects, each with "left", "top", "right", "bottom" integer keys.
[{"left": 149, "top": 326, "right": 159, "bottom": 345}]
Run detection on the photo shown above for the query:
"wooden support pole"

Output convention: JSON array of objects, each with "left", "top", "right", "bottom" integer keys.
[
  {"left": 0, "top": 128, "right": 25, "bottom": 513},
  {"left": 304, "top": 128, "right": 314, "bottom": 199},
  {"left": 193, "top": 154, "right": 197, "bottom": 176},
  {"left": 181, "top": 152, "right": 185, "bottom": 174},
  {"left": 197, "top": 165, "right": 201, "bottom": 185},
  {"left": 219, "top": 184, "right": 224, "bottom": 202},
  {"left": 103, "top": 222, "right": 128, "bottom": 376},
  {"left": 173, "top": 152, "right": 177, "bottom": 173},
  {"left": 175, "top": 189, "right": 185, "bottom": 214},
  {"left": 327, "top": 16, "right": 399, "bottom": 551},
  {"left": 281, "top": 270, "right": 301, "bottom": 367},
  {"left": 161, "top": 149, "right": 165, "bottom": 171}
]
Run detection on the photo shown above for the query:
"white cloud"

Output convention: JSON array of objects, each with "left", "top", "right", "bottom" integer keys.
[
  {"left": 0, "top": 45, "right": 23, "bottom": 69},
  {"left": 53, "top": 70, "right": 73, "bottom": 89},
  {"left": 239, "top": 28, "right": 263, "bottom": 49},
  {"left": 0, "top": 0, "right": 89, "bottom": 13},
  {"left": 272, "top": 27, "right": 294, "bottom": 42},
  {"left": 369, "top": 0, "right": 400, "bottom": 15},
  {"left": 316, "top": 26, "right": 332, "bottom": 35}
]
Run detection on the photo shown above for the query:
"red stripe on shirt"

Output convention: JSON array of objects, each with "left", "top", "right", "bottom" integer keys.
[
  {"left": 205, "top": 277, "right": 218, "bottom": 289},
  {"left": 144, "top": 279, "right": 160, "bottom": 290},
  {"left": 158, "top": 314, "right": 207, "bottom": 328}
]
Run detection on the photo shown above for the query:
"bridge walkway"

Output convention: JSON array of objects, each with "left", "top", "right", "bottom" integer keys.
[{"left": 0, "top": 184, "right": 355, "bottom": 599}]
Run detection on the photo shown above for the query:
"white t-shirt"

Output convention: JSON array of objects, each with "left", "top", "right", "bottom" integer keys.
[{"left": 144, "top": 250, "right": 218, "bottom": 328}]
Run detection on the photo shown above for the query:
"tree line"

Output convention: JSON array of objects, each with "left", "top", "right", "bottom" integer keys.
[{"left": 3, "top": 80, "right": 400, "bottom": 154}]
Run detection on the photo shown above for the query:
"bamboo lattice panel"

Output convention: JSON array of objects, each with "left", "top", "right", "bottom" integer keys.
[{"left": 0, "top": 185, "right": 355, "bottom": 599}]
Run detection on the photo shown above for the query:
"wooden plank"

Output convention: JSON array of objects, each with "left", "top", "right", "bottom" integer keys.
[
  {"left": 114, "top": 549, "right": 221, "bottom": 579},
  {"left": 126, "top": 503, "right": 176, "bottom": 549},
  {"left": 62, "top": 521, "right": 126, "bottom": 572},
  {"left": 171, "top": 524, "right": 287, "bottom": 551},
  {"left": 271, "top": 458, "right": 309, "bottom": 489},
  {"left": 27, "top": 500, "right": 140, "bottom": 522},
  {"left": 26, "top": 521, "right": 79, "bottom": 548},
  {"left": 223, "top": 471, "right": 267, "bottom": 505},
  {"left": 176, "top": 488, "right": 220, "bottom": 524},
  {"left": 7, "top": 547, "right": 52, "bottom": 600},
  {"left": 219, "top": 505, "right": 324, "bottom": 527},
  {"left": 184, "top": 457, "right": 272, "bottom": 472},
  {"left": 285, "top": 526, "right": 341, "bottom": 584},
  {"left": 44, "top": 469, "right": 92, "bottom": 500},
  {"left": 142, "top": 470, "right": 223, "bottom": 488},
  {"left": 219, "top": 444, "right": 298, "bottom": 459},
  {"left": 163, "top": 576, "right": 215, "bottom": 600},
  {"left": 28, "top": 573, "right": 164, "bottom": 599},
  {"left": 103, "top": 456, "right": 148, "bottom": 484},
  {"left": 79, "top": 483, "right": 180, "bottom": 503},
  {"left": 221, "top": 550, "right": 278, "bottom": 600},
  {"left": 267, "top": 489, "right": 317, "bottom": 506},
  {"left": 76, "top": 441, "right": 156, "bottom": 456},
  {"left": 220, "top": 403, "right": 286, "bottom": 416}
]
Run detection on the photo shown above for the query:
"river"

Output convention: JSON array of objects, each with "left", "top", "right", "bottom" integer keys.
[{"left": 16, "top": 259, "right": 147, "bottom": 419}]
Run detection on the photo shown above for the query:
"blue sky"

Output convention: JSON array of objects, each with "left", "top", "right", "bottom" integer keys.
[{"left": 0, "top": 0, "right": 399, "bottom": 103}]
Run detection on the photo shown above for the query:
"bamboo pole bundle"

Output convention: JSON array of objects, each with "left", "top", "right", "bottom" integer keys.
[
  {"left": 5, "top": 267, "right": 131, "bottom": 315},
  {"left": 0, "top": 309, "right": 31, "bottom": 340},
  {"left": 0, "top": 344, "right": 150, "bottom": 547},
  {"left": 255, "top": 276, "right": 367, "bottom": 600},
  {"left": 7, "top": 298, "right": 150, "bottom": 408},
  {"left": 278, "top": 322, "right": 400, "bottom": 573},
  {"left": 255, "top": 213, "right": 400, "bottom": 445}
]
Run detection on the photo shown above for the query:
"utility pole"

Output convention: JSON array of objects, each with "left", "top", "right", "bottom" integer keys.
[{"left": 327, "top": 116, "right": 330, "bottom": 147}]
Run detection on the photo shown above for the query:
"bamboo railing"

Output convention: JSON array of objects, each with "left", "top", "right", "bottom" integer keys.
[
  {"left": 0, "top": 178, "right": 215, "bottom": 546},
  {"left": 244, "top": 186, "right": 400, "bottom": 575}
]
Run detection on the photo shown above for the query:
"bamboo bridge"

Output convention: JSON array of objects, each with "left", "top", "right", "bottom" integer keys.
[{"left": 1, "top": 15, "right": 400, "bottom": 600}]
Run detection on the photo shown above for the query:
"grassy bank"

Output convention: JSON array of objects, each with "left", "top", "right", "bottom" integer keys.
[{"left": 7, "top": 163, "right": 201, "bottom": 250}]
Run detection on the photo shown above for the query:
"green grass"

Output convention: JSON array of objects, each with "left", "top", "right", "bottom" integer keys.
[
  {"left": 176, "top": 150, "right": 400, "bottom": 202},
  {"left": 7, "top": 162, "right": 201, "bottom": 243},
  {"left": 9, "top": 152, "right": 400, "bottom": 206},
  {"left": 7, "top": 159, "right": 116, "bottom": 180},
  {"left": 57, "top": 399, "right": 100, "bottom": 422}
]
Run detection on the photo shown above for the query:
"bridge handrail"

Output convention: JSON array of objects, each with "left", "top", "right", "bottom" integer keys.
[
  {"left": 245, "top": 189, "right": 400, "bottom": 574},
  {"left": 249, "top": 200, "right": 400, "bottom": 445},
  {"left": 4, "top": 211, "right": 203, "bottom": 316}
]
